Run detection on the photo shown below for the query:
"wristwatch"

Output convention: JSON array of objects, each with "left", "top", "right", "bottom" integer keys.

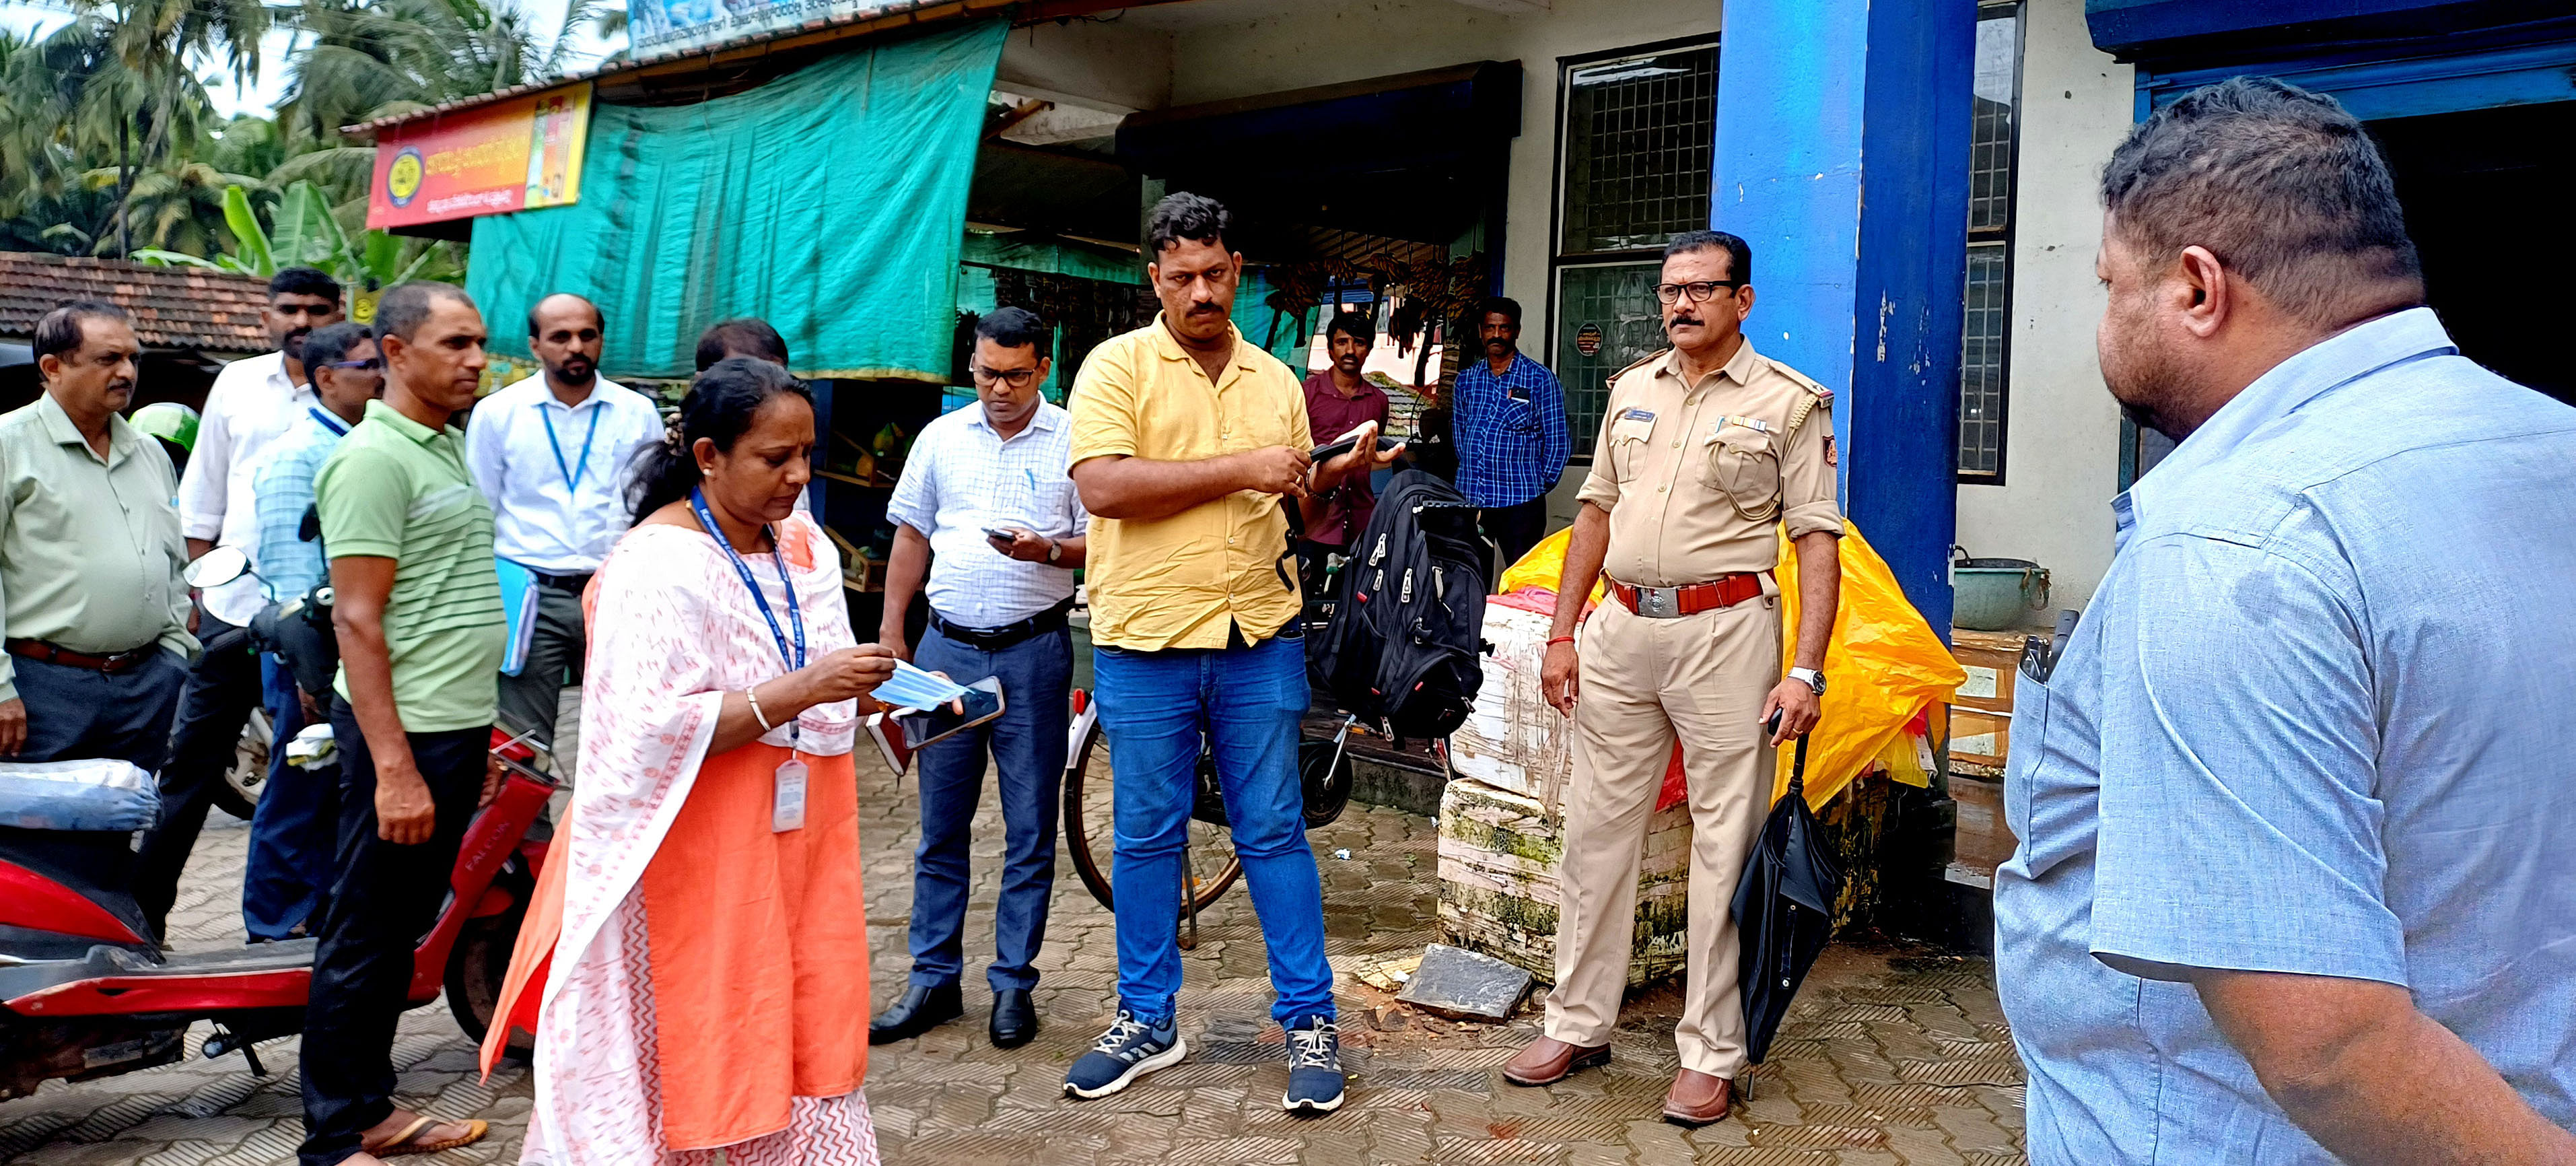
[
  {"left": 1045, "top": 538, "right": 1063, "bottom": 564},
  {"left": 1788, "top": 666, "right": 1827, "bottom": 696}
]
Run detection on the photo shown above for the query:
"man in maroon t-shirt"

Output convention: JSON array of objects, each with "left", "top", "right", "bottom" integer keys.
[{"left": 1298, "top": 311, "right": 1390, "bottom": 589}]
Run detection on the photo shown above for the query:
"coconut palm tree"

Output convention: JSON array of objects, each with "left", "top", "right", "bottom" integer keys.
[{"left": 277, "top": 0, "right": 612, "bottom": 143}]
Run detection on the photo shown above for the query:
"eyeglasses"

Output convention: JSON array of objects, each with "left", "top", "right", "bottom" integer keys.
[
  {"left": 969, "top": 365, "right": 1040, "bottom": 389},
  {"left": 1652, "top": 280, "right": 1743, "bottom": 305},
  {"left": 324, "top": 358, "right": 382, "bottom": 371}
]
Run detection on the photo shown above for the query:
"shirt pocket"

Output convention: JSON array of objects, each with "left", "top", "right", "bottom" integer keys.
[
  {"left": 1607, "top": 413, "right": 1657, "bottom": 483},
  {"left": 1498, "top": 395, "right": 1541, "bottom": 434},
  {"left": 1702, "top": 421, "right": 1782, "bottom": 521}
]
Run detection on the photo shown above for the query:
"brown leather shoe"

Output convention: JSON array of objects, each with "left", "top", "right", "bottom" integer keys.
[
  {"left": 1502, "top": 1036, "right": 1610, "bottom": 1087},
  {"left": 1662, "top": 1068, "right": 1733, "bottom": 1126}
]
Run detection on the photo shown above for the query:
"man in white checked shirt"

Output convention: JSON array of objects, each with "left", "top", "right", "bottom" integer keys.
[
  {"left": 869, "top": 307, "right": 1088, "bottom": 1050},
  {"left": 462, "top": 293, "right": 662, "bottom": 766}
]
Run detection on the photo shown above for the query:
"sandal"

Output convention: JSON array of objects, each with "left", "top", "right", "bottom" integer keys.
[{"left": 363, "top": 1114, "right": 490, "bottom": 1157}]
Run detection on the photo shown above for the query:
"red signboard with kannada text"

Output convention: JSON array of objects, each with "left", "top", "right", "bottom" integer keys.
[{"left": 367, "top": 83, "right": 592, "bottom": 230}]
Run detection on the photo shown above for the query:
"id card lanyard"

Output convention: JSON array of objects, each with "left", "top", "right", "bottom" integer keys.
[
  {"left": 689, "top": 487, "right": 810, "bottom": 830},
  {"left": 540, "top": 401, "right": 605, "bottom": 493}
]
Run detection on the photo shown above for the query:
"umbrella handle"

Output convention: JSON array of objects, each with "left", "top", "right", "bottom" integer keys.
[{"left": 1767, "top": 709, "right": 1811, "bottom": 800}]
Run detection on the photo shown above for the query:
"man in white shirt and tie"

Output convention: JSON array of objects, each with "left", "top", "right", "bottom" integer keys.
[
  {"left": 137, "top": 266, "right": 343, "bottom": 943},
  {"left": 868, "top": 307, "right": 1088, "bottom": 1051},
  {"left": 463, "top": 293, "right": 663, "bottom": 764}
]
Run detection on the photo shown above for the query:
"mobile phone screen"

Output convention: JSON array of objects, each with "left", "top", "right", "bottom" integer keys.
[{"left": 900, "top": 678, "right": 1006, "bottom": 750}]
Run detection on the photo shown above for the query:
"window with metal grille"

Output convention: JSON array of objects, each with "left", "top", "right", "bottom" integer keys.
[
  {"left": 1958, "top": 3, "right": 2022, "bottom": 483},
  {"left": 1552, "top": 39, "right": 1720, "bottom": 453}
]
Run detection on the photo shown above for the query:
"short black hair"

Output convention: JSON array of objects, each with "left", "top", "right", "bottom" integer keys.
[
  {"left": 526, "top": 292, "right": 605, "bottom": 338},
  {"left": 2101, "top": 75, "right": 2423, "bottom": 326},
  {"left": 696, "top": 318, "right": 790, "bottom": 372},
  {"left": 1148, "top": 192, "right": 1231, "bottom": 256},
  {"left": 1324, "top": 310, "right": 1374, "bottom": 346},
  {"left": 1477, "top": 297, "right": 1523, "bottom": 327},
  {"left": 34, "top": 300, "right": 129, "bottom": 364},
  {"left": 299, "top": 321, "right": 372, "bottom": 378},
  {"left": 374, "top": 281, "right": 474, "bottom": 343},
  {"left": 269, "top": 267, "right": 342, "bottom": 304},
  {"left": 1665, "top": 230, "right": 1751, "bottom": 284},
  {"left": 974, "top": 306, "right": 1051, "bottom": 354}
]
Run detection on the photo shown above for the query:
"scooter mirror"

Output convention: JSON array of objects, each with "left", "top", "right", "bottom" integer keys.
[{"left": 183, "top": 545, "right": 252, "bottom": 589}]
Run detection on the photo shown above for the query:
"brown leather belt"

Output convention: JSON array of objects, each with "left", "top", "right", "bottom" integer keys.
[
  {"left": 1607, "top": 573, "right": 1767, "bottom": 619},
  {"left": 7, "top": 638, "right": 159, "bottom": 674}
]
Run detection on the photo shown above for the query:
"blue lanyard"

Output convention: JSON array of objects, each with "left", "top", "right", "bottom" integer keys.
[
  {"left": 688, "top": 488, "right": 806, "bottom": 675},
  {"left": 308, "top": 407, "right": 349, "bottom": 437},
  {"left": 539, "top": 401, "right": 604, "bottom": 493}
]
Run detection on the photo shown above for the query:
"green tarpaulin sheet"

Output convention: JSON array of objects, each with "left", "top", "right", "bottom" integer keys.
[{"left": 468, "top": 20, "right": 1006, "bottom": 380}]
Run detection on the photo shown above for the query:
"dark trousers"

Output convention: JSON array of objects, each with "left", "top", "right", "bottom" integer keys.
[
  {"left": 298, "top": 699, "right": 487, "bottom": 1166},
  {"left": 244, "top": 654, "right": 328, "bottom": 940},
  {"left": 1482, "top": 495, "right": 1551, "bottom": 581},
  {"left": 907, "top": 623, "right": 1071, "bottom": 993},
  {"left": 494, "top": 583, "right": 584, "bottom": 761},
  {"left": 135, "top": 613, "right": 263, "bottom": 940},
  {"left": 14, "top": 651, "right": 187, "bottom": 767}
]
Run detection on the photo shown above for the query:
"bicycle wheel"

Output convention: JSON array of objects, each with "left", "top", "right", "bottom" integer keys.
[{"left": 1060, "top": 695, "right": 1243, "bottom": 916}]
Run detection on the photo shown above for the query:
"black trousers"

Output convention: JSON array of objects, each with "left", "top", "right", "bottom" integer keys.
[
  {"left": 1480, "top": 496, "right": 1551, "bottom": 582},
  {"left": 298, "top": 699, "right": 487, "bottom": 1166},
  {"left": 13, "top": 650, "right": 187, "bottom": 767},
  {"left": 135, "top": 612, "right": 265, "bottom": 940}
]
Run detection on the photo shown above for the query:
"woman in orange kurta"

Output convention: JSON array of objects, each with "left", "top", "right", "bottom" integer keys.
[{"left": 491, "top": 359, "right": 897, "bottom": 1165}]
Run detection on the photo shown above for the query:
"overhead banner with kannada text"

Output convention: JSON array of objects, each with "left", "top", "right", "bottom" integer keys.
[{"left": 368, "top": 84, "right": 592, "bottom": 230}]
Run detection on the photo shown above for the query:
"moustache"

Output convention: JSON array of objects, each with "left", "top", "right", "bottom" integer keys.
[
  {"left": 1668, "top": 316, "right": 1704, "bottom": 329},
  {"left": 1187, "top": 302, "right": 1224, "bottom": 316}
]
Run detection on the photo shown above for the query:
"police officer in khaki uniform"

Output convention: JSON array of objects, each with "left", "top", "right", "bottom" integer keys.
[{"left": 1503, "top": 230, "right": 1843, "bottom": 1126}]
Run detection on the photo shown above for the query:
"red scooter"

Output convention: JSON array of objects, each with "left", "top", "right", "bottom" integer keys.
[{"left": 0, "top": 731, "right": 553, "bottom": 1100}]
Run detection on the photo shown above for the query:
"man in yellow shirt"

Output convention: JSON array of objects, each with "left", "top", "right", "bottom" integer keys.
[{"left": 1063, "top": 193, "right": 1395, "bottom": 1113}]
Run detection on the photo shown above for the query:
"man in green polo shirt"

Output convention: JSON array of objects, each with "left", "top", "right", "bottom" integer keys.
[{"left": 299, "top": 281, "right": 503, "bottom": 1165}]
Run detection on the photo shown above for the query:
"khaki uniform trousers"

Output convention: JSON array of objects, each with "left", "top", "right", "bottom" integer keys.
[{"left": 1540, "top": 591, "right": 1780, "bottom": 1080}]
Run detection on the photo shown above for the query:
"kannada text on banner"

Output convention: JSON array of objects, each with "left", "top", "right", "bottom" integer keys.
[{"left": 368, "top": 84, "right": 594, "bottom": 230}]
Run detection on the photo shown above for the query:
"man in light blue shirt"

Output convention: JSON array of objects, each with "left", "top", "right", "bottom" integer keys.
[
  {"left": 240, "top": 321, "right": 380, "bottom": 941},
  {"left": 1996, "top": 77, "right": 2576, "bottom": 1165},
  {"left": 870, "top": 307, "right": 1088, "bottom": 1051}
]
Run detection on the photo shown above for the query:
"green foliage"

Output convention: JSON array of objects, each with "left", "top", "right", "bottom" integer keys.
[{"left": 129, "top": 179, "right": 465, "bottom": 289}]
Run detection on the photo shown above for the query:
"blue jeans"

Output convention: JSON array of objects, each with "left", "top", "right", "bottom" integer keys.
[
  {"left": 1093, "top": 631, "right": 1333, "bottom": 1027},
  {"left": 244, "top": 654, "right": 329, "bottom": 940},
  {"left": 907, "top": 624, "right": 1070, "bottom": 993}
]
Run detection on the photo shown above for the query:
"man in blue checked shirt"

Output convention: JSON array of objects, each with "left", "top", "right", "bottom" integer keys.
[
  {"left": 1451, "top": 296, "right": 1570, "bottom": 574},
  {"left": 242, "top": 320, "right": 380, "bottom": 940},
  {"left": 870, "top": 306, "right": 1088, "bottom": 1052},
  {"left": 1997, "top": 77, "right": 2576, "bottom": 1164}
]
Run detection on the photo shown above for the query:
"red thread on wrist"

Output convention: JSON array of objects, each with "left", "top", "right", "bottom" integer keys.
[{"left": 1546, "top": 636, "right": 1576, "bottom": 646}]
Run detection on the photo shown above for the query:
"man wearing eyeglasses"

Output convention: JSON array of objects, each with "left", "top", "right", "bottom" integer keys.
[
  {"left": 242, "top": 320, "right": 383, "bottom": 940},
  {"left": 1510, "top": 229, "right": 1842, "bottom": 1127},
  {"left": 870, "top": 306, "right": 1088, "bottom": 1050},
  {"left": 462, "top": 293, "right": 662, "bottom": 765}
]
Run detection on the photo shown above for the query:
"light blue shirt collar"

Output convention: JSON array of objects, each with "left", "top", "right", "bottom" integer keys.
[
  {"left": 2114, "top": 306, "right": 2455, "bottom": 547},
  {"left": 962, "top": 399, "right": 1062, "bottom": 443}
]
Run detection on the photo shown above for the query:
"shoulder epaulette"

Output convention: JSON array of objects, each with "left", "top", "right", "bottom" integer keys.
[{"left": 1605, "top": 348, "right": 1670, "bottom": 392}]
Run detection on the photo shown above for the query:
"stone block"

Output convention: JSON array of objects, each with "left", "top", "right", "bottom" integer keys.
[
  {"left": 1436, "top": 777, "right": 1690, "bottom": 986},
  {"left": 1396, "top": 944, "right": 1533, "bottom": 1021}
]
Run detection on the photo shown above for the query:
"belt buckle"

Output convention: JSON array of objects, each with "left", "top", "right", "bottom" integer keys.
[{"left": 1635, "top": 585, "right": 1681, "bottom": 619}]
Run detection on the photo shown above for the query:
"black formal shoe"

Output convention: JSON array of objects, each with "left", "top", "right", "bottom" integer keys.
[
  {"left": 869, "top": 983, "right": 963, "bottom": 1045},
  {"left": 989, "top": 988, "right": 1039, "bottom": 1049}
]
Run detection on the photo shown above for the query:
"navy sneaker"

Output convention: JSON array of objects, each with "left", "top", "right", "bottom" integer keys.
[
  {"left": 1063, "top": 1010, "right": 1185, "bottom": 1100},
  {"left": 1282, "top": 1016, "right": 1346, "bottom": 1113}
]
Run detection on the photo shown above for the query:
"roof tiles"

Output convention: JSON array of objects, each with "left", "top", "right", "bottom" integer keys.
[{"left": 0, "top": 253, "right": 273, "bottom": 355}]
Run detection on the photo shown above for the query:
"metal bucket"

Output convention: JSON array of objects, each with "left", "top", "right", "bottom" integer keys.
[{"left": 1951, "top": 552, "right": 2050, "bottom": 631}]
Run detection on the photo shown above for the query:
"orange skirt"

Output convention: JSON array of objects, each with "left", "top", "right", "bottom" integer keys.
[{"left": 635, "top": 743, "right": 870, "bottom": 1151}]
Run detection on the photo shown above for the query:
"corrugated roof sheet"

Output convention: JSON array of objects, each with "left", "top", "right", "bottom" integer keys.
[{"left": 0, "top": 254, "right": 273, "bottom": 354}]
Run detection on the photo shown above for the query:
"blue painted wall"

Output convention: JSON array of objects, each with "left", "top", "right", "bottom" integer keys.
[{"left": 1712, "top": 0, "right": 1974, "bottom": 633}]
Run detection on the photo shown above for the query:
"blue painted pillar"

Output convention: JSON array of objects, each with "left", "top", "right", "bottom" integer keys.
[{"left": 1712, "top": 0, "right": 1974, "bottom": 633}]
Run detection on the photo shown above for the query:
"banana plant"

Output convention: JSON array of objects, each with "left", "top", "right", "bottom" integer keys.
[{"left": 133, "top": 180, "right": 458, "bottom": 298}]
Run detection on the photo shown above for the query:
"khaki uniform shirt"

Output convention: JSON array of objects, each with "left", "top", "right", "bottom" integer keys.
[
  {"left": 1068, "top": 316, "right": 1313, "bottom": 650},
  {"left": 0, "top": 394, "right": 196, "bottom": 701},
  {"left": 1574, "top": 340, "right": 1843, "bottom": 588}
]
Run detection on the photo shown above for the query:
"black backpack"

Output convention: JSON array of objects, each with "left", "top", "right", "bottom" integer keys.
[{"left": 1309, "top": 469, "right": 1489, "bottom": 739}]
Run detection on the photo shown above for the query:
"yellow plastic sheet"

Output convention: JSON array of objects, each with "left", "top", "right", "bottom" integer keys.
[
  {"left": 1496, "top": 526, "right": 1609, "bottom": 605},
  {"left": 1772, "top": 522, "right": 1965, "bottom": 810}
]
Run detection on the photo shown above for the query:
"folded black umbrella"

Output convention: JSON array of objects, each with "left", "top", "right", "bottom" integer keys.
[{"left": 1730, "top": 717, "right": 1844, "bottom": 1065}]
